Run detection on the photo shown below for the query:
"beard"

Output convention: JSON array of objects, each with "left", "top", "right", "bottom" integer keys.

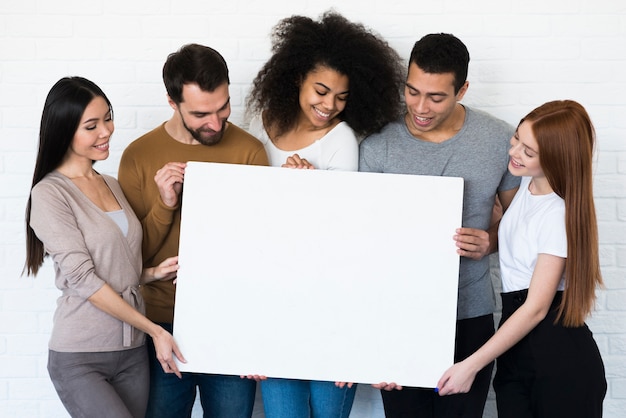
[{"left": 181, "top": 114, "right": 227, "bottom": 146}]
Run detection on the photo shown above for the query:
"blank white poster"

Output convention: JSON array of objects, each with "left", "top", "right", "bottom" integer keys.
[{"left": 173, "top": 161, "right": 464, "bottom": 388}]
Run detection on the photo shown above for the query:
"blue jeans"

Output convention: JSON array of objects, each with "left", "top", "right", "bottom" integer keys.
[
  {"left": 261, "top": 378, "right": 356, "bottom": 418},
  {"left": 145, "top": 322, "right": 256, "bottom": 418}
]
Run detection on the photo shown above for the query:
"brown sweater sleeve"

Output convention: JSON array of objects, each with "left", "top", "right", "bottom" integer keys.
[{"left": 119, "top": 131, "right": 179, "bottom": 263}]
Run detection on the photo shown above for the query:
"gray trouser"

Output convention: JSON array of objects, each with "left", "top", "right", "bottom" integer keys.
[{"left": 47, "top": 346, "right": 149, "bottom": 418}]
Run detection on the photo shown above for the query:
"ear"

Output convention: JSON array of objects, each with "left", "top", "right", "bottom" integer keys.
[
  {"left": 167, "top": 95, "right": 178, "bottom": 111},
  {"left": 456, "top": 81, "right": 469, "bottom": 101}
]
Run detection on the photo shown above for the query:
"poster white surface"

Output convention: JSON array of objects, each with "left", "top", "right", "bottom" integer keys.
[{"left": 173, "top": 162, "right": 463, "bottom": 388}]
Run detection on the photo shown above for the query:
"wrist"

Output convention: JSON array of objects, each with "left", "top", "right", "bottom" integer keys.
[
  {"left": 149, "top": 324, "right": 168, "bottom": 340},
  {"left": 141, "top": 267, "right": 156, "bottom": 284},
  {"left": 160, "top": 194, "right": 178, "bottom": 209}
]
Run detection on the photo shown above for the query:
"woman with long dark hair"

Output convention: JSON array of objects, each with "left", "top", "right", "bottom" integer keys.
[{"left": 25, "top": 77, "right": 185, "bottom": 418}]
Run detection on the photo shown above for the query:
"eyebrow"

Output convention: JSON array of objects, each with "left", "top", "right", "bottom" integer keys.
[
  {"left": 315, "top": 82, "right": 349, "bottom": 95},
  {"left": 515, "top": 131, "right": 539, "bottom": 154},
  {"left": 524, "top": 142, "right": 539, "bottom": 154},
  {"left": 405, "top": 82, "right": 448, "bottom": 97},
  {"left": 81, "top": 109, "right": 112, "bottom": 125},
  {"left": 190, "top": 97, "right": 231, "bottom": 115}
]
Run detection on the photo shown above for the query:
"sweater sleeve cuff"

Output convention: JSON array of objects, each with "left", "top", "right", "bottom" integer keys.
[{"left": 152, "top": 197, "right": 179, "bottom": 224}]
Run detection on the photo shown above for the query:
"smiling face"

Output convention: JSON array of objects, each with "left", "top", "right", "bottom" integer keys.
[
  {"left": 508, "top": 120, "right": 544, "bottom": 179},
  {"left": 67, "top": 96, "right": 113, "bottom": 163},
  {"left": 297, "top": 65, "right": 349, "bottom": 130},
  {"left": 404, "top": 63, "right": 468, "bottom": 141},
  {"left": 171, "top": 82, "right": 231, "bottom": 145}
]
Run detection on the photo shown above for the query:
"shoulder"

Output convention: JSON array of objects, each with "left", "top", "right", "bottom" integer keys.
[
  {"left": 543, "top": 193, "right": 566, "bottom": 216},
  {"left": 327, "top": 121, "right": 358, "bottom": 143},
  {"left": 465, "top": 107, "right": 514, "bottom": 134},
  {"left": 534, "top": 196, "right": 566, "bottom": 248},
  {"left": 246, "top": 114, "right": 270, "bottom": 146},
  {"left": 462, "top": 107, "right": 514, "bottom": 152},
  {"left": 360, "top": 117, "right": 405, "bottom": 147},
  {"left": 30, "top": 174, "right": 75, "bottom": 214},
  {"left": 31, "top": 173, "right": 66, "bottom": 197}
]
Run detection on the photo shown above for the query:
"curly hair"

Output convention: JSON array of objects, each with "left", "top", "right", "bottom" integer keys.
[{"left": 246, "top": 11, "right": 405, "bottom": 138}]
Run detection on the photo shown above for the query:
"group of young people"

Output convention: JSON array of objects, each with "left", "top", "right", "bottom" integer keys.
[{"left": 24, "top": 10, "right": 606, "bottom": 418}]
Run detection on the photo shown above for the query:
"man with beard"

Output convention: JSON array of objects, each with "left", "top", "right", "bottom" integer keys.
[{"left": 118, "top": 43, "right": 268, "bottom": 418}]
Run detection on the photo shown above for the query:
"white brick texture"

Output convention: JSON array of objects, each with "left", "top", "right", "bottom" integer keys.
[{"left": 1, "top": 1, "right": 624, "bottom": 416}]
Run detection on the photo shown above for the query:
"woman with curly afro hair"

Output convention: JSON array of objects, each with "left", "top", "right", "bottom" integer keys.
[
  {"left": 247, "top": 10, "right": 404, "bottom": 171},
  {"left": 245, "top": 10, "right": 404, "bottom": 418}
]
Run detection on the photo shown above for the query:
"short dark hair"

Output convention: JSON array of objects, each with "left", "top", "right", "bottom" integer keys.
[
  {"left": 409, "top": 33, "right": 470, "bottom": 93},
  {"left": 163, "top": 43, "right": 230, "bottom": 104}
]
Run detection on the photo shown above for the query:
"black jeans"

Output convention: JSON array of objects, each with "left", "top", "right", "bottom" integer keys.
[
  {"left": 494, "top": 290, "right": 606, "bottom": 418},
  {"left": 381, "top": 314, "right": 495, "bottom": 418}
]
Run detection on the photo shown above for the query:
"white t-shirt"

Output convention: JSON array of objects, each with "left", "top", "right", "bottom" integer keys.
[
  {"left": 498, "top": 176, "right": 567, "bottom": 292},
  {"left": 248, "top": 114, "right": 358, "bottom": 171}
]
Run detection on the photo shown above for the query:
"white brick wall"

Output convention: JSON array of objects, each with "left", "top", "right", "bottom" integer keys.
[{"left": 1, "top": 1, "right": 624, "bottom": 416}]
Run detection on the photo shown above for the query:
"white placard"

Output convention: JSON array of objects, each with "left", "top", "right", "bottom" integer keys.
[{"left": 173, "top": 162, "right": 463, "bottom": 388}]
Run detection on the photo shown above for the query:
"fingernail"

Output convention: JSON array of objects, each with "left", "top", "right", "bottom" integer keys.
[{"left": 434, "top": 387, "right": 439, "bottom": 393}]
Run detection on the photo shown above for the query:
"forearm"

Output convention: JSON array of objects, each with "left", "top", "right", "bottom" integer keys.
[
  {"left": 473, "top": 256, "right": 565, "bottom": 369},
  {"left": 487, "top": 221, "right": 499, "bottom": 255},
  {"left": 488, "top": 187, "right": 519, "bottom": 255},
  {"left": 141, "top": 200, "right": 177, "bottom": 262},
  {"left": 140, "top": 267, "right": 156, "bottom": 285},
  {"left": 438, "top": 255, "right": 563, "bottom": 395},
  {"left": 465, "top": 303, "right": 547, "bottom": 371},
  {"left": 119, "top": 161, "right": 176, "bottom": 262},
  {"left": 88, "top": 283, "right": 162, "bottom": 338},
  {"left": 140, "top": 256, "right": 179, "bottom": 285}
]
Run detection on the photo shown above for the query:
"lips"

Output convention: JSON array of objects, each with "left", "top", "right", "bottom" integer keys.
[
  {"left": 509, "top": 157, "right": 524, "bottom": 169},
  {"left": 313, "top": 106, "right": 331, "bottom": 119},
  {"left": 413, "top": 115, "right": 432, "bottom": 127},
  {"left": 94, "top": 141, "right": 109, "bottom": 151}
]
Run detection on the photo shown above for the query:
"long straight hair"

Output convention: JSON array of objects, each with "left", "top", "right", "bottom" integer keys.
[
  {"left": 522, "top": 100, "right": 602, "bottom": 327},
  {"left": 24, "top": 77, "right": 112, "bottom": 276}
]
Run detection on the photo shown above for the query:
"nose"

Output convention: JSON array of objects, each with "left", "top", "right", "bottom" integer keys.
[
  {"left": 509, "top": 140, "right": 522, "bottom": 157},
  {"left": 204, "top": 113, "right": 222, "bottom": 131},
  {"left": 321, "top": 95, "right": 337, "bottom": 111},
  {"left": 411, "top": 96, "right": 428, "bottom": 114},
  {"left": 100, "top": 121, "right": 114, "bottom": 138}
]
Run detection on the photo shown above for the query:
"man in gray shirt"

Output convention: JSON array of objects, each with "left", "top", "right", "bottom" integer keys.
[{"left": 361, "top": 33, "right": 520, "bottom": 417}]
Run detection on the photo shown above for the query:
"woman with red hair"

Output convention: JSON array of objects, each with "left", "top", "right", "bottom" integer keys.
[{"left": 436, "top": 100, "right": 606, "bottom": 417}]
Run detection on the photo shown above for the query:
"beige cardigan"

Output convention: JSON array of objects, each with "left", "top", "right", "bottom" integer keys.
[{"left": 30, "top": 171, "right": 145, "bottom": 352}]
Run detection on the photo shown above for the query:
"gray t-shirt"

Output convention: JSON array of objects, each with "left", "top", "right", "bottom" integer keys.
[{"left": 359, "top": 106, "right": 520, "bottom": 320}]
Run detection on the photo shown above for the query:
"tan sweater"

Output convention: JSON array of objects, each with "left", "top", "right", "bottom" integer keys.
[
  {"left": 30, "top": 172, "right": 144, "bottom": 352},
  {"left": 118, "top": 122, "right": 268, "bottom": 323}
]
